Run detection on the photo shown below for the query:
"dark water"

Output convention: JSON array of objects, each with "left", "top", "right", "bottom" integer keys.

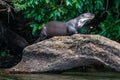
[{"left": 0, "top": 72, "right": 120, "bottom": 80}]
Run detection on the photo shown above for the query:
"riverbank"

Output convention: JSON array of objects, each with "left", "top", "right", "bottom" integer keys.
[{"left": 0, "top": 72, "right": 120, "bottom": 80}]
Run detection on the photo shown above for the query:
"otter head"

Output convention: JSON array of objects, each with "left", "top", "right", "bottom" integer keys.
[{"left": 77, "top": 13, "right": 95, "bottom": 28}]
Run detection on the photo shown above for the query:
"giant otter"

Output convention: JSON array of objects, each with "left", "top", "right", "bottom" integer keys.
[{"left": 36, "top": 13, "right": 95, "bottom": 42}]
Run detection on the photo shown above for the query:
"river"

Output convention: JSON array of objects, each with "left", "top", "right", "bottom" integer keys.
[{"left": 0, "top": 72, "right": 120, "bottom": 80}]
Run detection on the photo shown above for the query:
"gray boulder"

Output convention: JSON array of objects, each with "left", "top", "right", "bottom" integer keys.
[{"left": 6, "top": 34, "right": 120, "bottom": 73}]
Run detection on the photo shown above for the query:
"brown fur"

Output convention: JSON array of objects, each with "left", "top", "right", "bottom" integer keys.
[{"left": 36, "top": 13, "right": 95, "bottom": 42}]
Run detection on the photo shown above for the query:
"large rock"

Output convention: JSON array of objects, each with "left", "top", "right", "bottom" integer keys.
[{"left": 6, "top": 34, "right": 120, "bottom": 73}]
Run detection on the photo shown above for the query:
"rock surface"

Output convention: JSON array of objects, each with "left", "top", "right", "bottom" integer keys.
[{"left": 6, "top": 34, "right": 120, "bottom": 73}]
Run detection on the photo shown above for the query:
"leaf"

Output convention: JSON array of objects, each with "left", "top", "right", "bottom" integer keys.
[
  {"left": 1, "top": 51, "right": 7, "bottom": 57},
  {"left": 45, "top": 0, "right": 50, "bottom": 3},
  {"left": 29, "top": 22, "right": 38, "bottom": 27},
  {"left": 32, "top": 26, "right": 38, "bottom": 37},
  {"left": 37, "top": 15, "right": 42, "bottom": 22},
  {"left": 115, "top": 19, "right": 120, "bottom": 24},
  {"left": 66, "top": 0, "right": 72, "bottom": 6}
]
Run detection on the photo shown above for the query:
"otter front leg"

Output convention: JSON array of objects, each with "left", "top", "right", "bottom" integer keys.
[
  {"left": 35, "top": 27, "right": 47, "bottom": 42},
  {"left": 67, "top": 26, "right": 78, "bottom": 35}
]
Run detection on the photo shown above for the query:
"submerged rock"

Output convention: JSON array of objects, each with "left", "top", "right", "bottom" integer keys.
[{"left": 6, "top": 34, "right": 120, "bottom": 73}]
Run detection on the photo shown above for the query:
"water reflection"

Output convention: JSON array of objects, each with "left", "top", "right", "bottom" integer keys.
[{"left": 0, "top": 72, "right": 120, "bottom": 80}]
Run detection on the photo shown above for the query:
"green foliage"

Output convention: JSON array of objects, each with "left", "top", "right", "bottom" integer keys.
[
  {"left": 99, "top": 15, "right": 120, "bottom": 41},
  {"left": 93, "top": 0, "right": 120, "bottom": 41},
  {"left": 13, "top": 0, "right": 120, "bottom": 41},
  {"left": 0, "top": 50, "right": 9, "bottom": 57},
  {"left": 1, "top": 51, "right": 7, "bottom": 57},
  {"left": 13, "top": 0, "right": 105, "bottom": 36}
]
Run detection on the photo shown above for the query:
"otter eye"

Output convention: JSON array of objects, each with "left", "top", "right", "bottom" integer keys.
[{"left": 82, "top": 14, "right": 85, "bottom": 17}]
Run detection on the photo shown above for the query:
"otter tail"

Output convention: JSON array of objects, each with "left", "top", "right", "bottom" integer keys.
[{"left": 35, "top": 26, "right": 47, "bottom": 43}]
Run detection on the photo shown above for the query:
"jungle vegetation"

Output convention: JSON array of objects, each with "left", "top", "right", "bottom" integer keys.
[
  {"left": 0, "top": 0, "right": 120, "bottom": 68},
  {"left": 13, "top": 0, "right": 120, "bottom": 41}
]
